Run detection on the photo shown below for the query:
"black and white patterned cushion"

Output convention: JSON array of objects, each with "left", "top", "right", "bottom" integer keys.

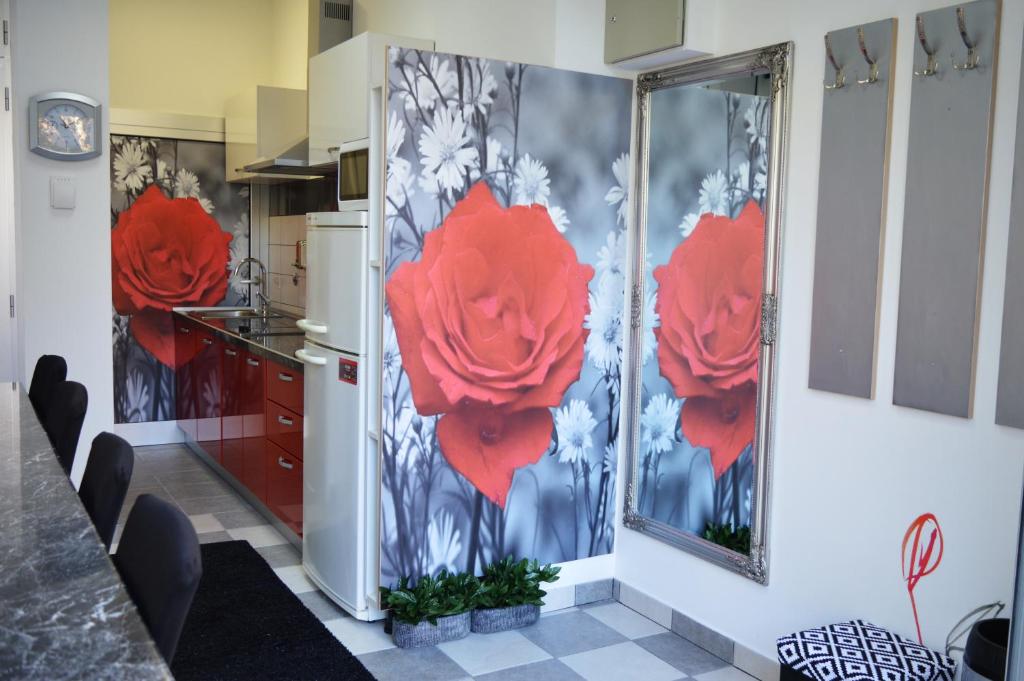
[{"left": 777, "top": 620, "right": 957, "bottom": 681}]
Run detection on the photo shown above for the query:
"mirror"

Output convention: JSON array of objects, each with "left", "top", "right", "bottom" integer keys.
[{"left": 622, "top": 44, "right": 792, "bottom": 583}]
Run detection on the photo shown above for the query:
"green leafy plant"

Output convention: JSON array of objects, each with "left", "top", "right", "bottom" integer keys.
[
  {"left": 379, "top": 570, "right": 484, "bottom": 626},
  {"left": 702, "top": 522, "right": 751, "bottom": 554},
  {"left": 476, "top": 557, "right": 561, "bottom": 610}
]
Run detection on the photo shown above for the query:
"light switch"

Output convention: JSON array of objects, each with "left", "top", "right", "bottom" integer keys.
[{"left": 49, "top": 176, "right": 76, "bottom": 210}]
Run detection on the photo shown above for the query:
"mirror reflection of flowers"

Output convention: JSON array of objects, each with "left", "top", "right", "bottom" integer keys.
[
  {"left": 385, "top": 181, "right": 594, "bottom": 511},
  {"left": 654, "top": 200, "right": 764, "bottom": 479}
]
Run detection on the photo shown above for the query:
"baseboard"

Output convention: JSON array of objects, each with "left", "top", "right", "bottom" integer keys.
[
  {"left": 613, "top": 579, "right": 781, "bottom": 681},
  {"left": 114, "top": 420, "right": 185, "bottom": 446},
  {"left": 541, "top": 578, "right": 615, "bottom": 614}
]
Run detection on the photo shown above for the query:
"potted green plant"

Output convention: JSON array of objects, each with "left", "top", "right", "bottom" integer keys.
[
  {"left": 471, "top": 557, "right": 561, "bottom": 634},
  {"left": 379, "top": 570, "right": 482, "bottom": 648}
]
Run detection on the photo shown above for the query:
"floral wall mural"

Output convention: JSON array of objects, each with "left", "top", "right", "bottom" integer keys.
[
  {"left": 381, "top": 49, "right": 632, "bottom": 583},
  {"left": 110, "top": 135, "right": 250, "bottom": 424},
  {"left": 635, "top": 85, "right": 769, "bottom": 551}
]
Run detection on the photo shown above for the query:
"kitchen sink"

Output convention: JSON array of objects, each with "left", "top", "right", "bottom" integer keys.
[
  {"left": 239, "top": 331, "right": 304, "bottom": 338},
  {"left": 200, "top": 309, "right": 283, "bottom": 320}
]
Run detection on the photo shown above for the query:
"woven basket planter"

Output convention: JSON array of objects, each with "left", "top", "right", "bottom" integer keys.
[
  {"left": 470, "top": 604, "right": 541, "bottom": 634},
  {"left": 392, "top": 611, "right": 471, "bottom": 648}
]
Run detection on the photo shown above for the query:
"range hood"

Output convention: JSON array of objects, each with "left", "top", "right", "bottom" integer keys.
[{"left": 243, "top": 0, "right": 352, "bottom": 178}]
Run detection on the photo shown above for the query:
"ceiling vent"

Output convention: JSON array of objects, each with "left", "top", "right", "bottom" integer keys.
[{"left": 309, "top": 0, "right": 353, "bottom": 57}]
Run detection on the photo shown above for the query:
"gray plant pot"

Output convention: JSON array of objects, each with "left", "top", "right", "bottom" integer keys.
[
  {"left": 391, "top": 611, "right": 471, "bottom": 648},
  {"left": 471, "top": 604, "right": 541, "bottom": 634}
]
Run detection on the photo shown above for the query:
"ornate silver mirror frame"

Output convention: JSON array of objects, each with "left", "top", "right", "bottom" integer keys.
[{"left": 622, "top": 43, "right": 792, "bottom": 584}]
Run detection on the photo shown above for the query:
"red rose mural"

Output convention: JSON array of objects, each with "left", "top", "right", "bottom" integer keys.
[
  {"left": 386, "top": 182, "right": 594, "bottom": 508},
  {"left": 112, "top": 184, "right": 231, "bottom": 368},
  {"left": 654, "top": 200, "right": 764, "bottom": 479}
]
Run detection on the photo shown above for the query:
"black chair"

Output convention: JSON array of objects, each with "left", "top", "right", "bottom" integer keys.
[
  {"left": 28, "top": 354, "right": 67, "bottom": 420},
  {"left": 114, "top": 494, "right": 202, "bottom": 664},
  {"left": 78, "top": 432, "right": 135, "bottom": 550},
  {"left": 43, "top": 381, "right": 88, "bottom": 475}
]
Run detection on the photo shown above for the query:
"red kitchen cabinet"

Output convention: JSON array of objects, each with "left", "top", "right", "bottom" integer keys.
[
  {"left": 174, "top": 319, "right": 198, "bottom": 441},
  {"left": 220, "top": 343, "right": 245, "bottom": 481},
  {"left": 266, "top": 400, "right": 303, "bottom": 460},
  {"left": 266, "top": 440, "right": 303, "bottom": 535},
  {"left": 240, "top": 350, "right": 267, "bottom": 502},
  {"left": 193, "top": 330, "right": 222, "bottom": 463},
  {"left": 268, "top": 360, "right": 303, "bottom": 414}
]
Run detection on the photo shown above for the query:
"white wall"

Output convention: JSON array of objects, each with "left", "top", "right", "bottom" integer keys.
[
  {"left": 109, "top": 0, "right": 308, "bottom": 119},
  {"left": 615, "top": 0, "right": 1024, "bottom": 664},
  {"left": 10, "top": 0, "right": 112, "bottom": 486}
]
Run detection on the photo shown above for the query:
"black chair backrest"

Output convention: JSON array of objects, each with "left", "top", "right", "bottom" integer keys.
[
  {"left": 43, "top": 381, "right": 88, "bottom": 475},
  {"left": 114, "top": 494, "right": 202, "bottom": 664},
  {"left": 28, "top": 354, "right": 67, "bottom": 419},
  {"left": 79, "top": 432, "right": 135, "bottom": 550}
]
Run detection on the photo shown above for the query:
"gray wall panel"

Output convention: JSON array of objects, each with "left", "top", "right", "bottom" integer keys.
[
  {"left": 893, "top": 0, "right": 999, "bottom": 418},
  {"left": 996, "top": 26, "right": 1024, "bottom": 430},
  {"left": 809, "top": 19, "right": 896, "bottom": 398}
]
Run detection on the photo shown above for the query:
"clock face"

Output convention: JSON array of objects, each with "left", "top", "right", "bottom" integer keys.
[{"left": 37, "top": 101, "right": 96, "bottom": 155}]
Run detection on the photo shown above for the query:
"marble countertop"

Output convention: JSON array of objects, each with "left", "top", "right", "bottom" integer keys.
[
  {"left": 0, "top": 384, "right": 172, "bottom": 680},
  {"left": 173, "top": 309, "right": 305, "bottom": 372}
]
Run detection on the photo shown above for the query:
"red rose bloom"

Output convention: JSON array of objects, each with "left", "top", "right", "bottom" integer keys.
[
  {"left": 386, "top": 182, "right": 593, "bottom": 508},
  {"left": 112, "top": 185, "right": 231, "bottom": 367},
  {"left": 654, "top": 200, "right": 764, "bottom": 479}
]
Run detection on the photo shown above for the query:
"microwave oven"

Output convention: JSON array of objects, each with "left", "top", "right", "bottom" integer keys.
[{"left": 335, "top": 139, "right": 369, "bottom": 206}]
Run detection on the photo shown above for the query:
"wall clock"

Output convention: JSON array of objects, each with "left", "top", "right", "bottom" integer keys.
[{"left": 28, "top": 91, "right": 102, "bottom": 161}]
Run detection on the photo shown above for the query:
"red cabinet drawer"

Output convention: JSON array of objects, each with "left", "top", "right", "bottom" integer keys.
[
  {"left": 194, "top": 330, "right": 222, "bottom": 463},
  {"left": 266, "top": 400, "right": 303, "bottom": 460},
  {"left": 221, "top": 344, "right": 245, "bottom": 481},
  {"left": 174, "top": 319, "right": 197, "bottom": 440},
  {"left": 267, "top": 360, "right": 303, "bottom": 414},
  {"left": 241, "top": 351, "right": 267, "bottom": 502},
  {"left": 266, "top": 440, "right": 302, "bottom": 535}
]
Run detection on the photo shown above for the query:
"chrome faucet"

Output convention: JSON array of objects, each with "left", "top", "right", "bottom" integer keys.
[{"left": 232, "top": 257, "right": 270, "bottom": 316}]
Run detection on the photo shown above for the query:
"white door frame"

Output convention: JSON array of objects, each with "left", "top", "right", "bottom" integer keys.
[{"left": 0, "top": 0, "right": 16, "bottom": 383}]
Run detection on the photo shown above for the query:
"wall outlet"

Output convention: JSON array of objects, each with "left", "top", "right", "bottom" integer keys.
[{"left": 49, "top": 176, "right": 75, "bottom": 210}]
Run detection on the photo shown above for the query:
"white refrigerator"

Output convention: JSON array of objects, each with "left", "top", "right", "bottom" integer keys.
[{"left": 294, "top": 209, "right": 382, "bottom": 621}]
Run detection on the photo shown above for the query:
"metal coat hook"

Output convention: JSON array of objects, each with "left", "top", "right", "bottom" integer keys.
[
  {"left": 824, "top": 33, "right": 845, "bottom": 90},
  {"left": 914, "top": 15, "right": 938, "bottom": 77},
  {"left": 952, "top": 7, "right": 980, "bottom": 70},
  {"left": 856, "top": 27, "right": 879, "bottom": 85}
]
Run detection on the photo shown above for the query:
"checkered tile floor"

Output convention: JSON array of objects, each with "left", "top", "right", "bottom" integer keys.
[{"left": 117, "top": 445, "right": 755, "bottom": 681}]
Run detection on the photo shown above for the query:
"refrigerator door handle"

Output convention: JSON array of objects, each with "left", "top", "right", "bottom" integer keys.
[
  {"left": 295, "top": 348, "right": 328, "bottom": 366},
  {"left": 297, "top": 319, "right": 329, "bottom": 334}
]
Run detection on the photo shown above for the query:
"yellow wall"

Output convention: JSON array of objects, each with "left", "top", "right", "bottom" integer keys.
[{"left": 110, "top": 0, "right": 308, "bottom": 118}]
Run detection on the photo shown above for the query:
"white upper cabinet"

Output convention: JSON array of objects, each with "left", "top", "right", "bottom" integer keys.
[{"left": 308, "top": 32, "right": 433, "bottom": 167}]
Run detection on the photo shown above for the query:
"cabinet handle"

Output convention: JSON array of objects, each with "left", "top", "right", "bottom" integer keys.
[
  {"left": 277, "top": 415, "right": 293, "bottom": 426},
  {"left": 246, "top": 358, "right": 260, "bottom": 367},
  {"left": 179, "top": 327, "right": 191, "bottom": 334},
  {"left": 201, "top": 338, "right": 213, "bottom": 345},
  {"left": 277, "top": 372, "right": 294, "bottom": 382},
  {"left": 225, "top": 348, "right": 238, "bottom": 357},
  {"left": 277, "top": 456, "right": 294, "bottom": 470}
]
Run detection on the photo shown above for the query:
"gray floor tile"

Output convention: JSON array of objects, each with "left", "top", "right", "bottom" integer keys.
[
  {"left": 474, "top": 658, "right": 585, "bottom": 680},
  {"left": 437, "top": 629, "right": 550, "bottom": 675},
  {"left": 153, "top": 468, "right": 220, "bottom": 485},
  {"left": 214, "top": 507, "right": 268, "bottom": 529},
  {"left": 560, "top": 641, "right": 686, "bottom": 681},
  {"left": 255, "top": 543, "right": 301, "bottom": 568},
  {"left": 358, "top": 646, "right": 470, "bottom": 681},
  {"left": 520, "top": 610, "right": 626, "bottom": 657},
  {"left": 298, "top": 589, "right": 349, "bottom": 621},
  {"left": 134, "top": 454, "right": 206, "bottom": 475},
  {"left": 196, "top": 531, "right": 233, "bottom": 545},
  {"left": 635, "top": 633, "right": 730, "bottom": 676},
  {"left": 176, "top": 494, "right": 251, "bottom": 515},
  {"left": 161, "top": 478, "right": 233, "bottom": 501}
]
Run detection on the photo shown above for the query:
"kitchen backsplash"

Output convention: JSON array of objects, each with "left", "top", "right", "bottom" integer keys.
[{"left": 268, "top": 215, "right": 306, "bottom": 314}]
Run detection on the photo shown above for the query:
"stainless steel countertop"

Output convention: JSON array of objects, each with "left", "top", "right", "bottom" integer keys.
[{"left": 173, "top": 308, "right": 305, "bottom": 372}]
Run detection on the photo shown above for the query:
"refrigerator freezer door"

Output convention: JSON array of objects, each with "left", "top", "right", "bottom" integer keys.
[
  {"left": 299, "top": 341, "right": 369, "bottom": 617},
  {"left": 301, "top": 212, "right": 368, "bottom": 354}
]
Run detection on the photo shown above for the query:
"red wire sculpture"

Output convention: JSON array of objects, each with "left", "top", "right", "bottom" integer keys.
[{"left": 902, "top": 512, "right": 944, "bottom": 644}]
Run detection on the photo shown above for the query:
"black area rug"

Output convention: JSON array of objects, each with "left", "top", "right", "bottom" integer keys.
[{"left": 172, "top": 540, "right": 375, "bottom": 681}]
